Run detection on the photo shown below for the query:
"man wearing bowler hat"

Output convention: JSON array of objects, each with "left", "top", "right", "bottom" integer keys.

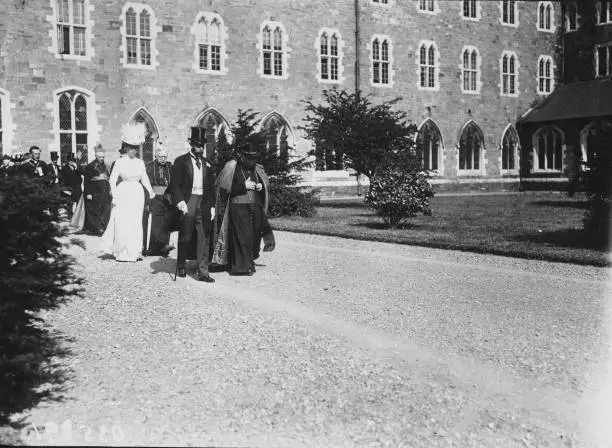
[{"left": 166, "top": 127, "right": 216, "bottom": 282}]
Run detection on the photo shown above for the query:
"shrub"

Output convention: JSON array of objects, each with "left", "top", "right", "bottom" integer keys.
[
  {"left": 268, "top": 180, "right": 320, "bottom": 218},
  {"left": 0, "top": 174, "right": 83, "bottom": 428},
  {"left": 583, "top": 151, "right": 612, "bottom": 247},
  {"left": 365, "top": 156, "right": 434, "bottom": 228}
]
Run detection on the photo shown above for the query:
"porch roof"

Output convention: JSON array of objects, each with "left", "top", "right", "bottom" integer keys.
[{"left": 519, "top": 77, "right": 612, "bottom": 124}]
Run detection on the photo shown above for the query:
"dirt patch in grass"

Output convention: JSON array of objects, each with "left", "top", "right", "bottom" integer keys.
[{"left": 271, "top": 193, "right": 610, "bottom": 266}]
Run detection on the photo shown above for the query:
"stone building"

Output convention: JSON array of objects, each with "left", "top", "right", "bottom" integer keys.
[
  {"left": 519, "top": 0, "right": 612, "bottom": 191},
  {"left": 0, "top": 0, "right": 562, "bottom": 193}
]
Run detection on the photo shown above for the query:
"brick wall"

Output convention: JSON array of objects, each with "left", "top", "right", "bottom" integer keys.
[{"left": 0, "top": 0, "right": 561, "bottom": 188}]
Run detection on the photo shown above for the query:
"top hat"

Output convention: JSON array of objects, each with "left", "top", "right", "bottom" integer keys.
[
  {"left": 188, "top": 127, "right": 205, "bottom": 148},
  {"left": 240, "top": 140, "right": 258, "bottom": 156}
]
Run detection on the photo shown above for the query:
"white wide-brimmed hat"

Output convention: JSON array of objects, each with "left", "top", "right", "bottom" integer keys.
[{"left": 121, "top": 122, "right": 147, "bottom": 146}]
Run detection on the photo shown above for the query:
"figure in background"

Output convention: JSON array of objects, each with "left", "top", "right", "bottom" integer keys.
[
  {"left": 212, "top": 142, "right": 275, "bottom": 276},
  {"left": 82, "top": 145, "right": 112, "bottom": 235},
  {"left": 20, "top": 146, "right": 47, "bottom": 178},
  {"left": 142, "top": 143, "right": 174, "bottom": 257},
  {"left": 0, "top": 155, "right": 12, "bottom": 177},
  {"left": 46, "top": 151, "right": 61, "bottom": 185},
  {"left": 100, "top": 123, "right": 154, "bottom": 262},
  {"left": 61, "top": 154, "right": 84, "bottom": 215},
  {"left": 166, "top": 127, "right": 216, "bottom": 282}
]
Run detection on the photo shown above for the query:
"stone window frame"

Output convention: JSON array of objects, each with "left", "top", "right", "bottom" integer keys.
[
  {"left": 565, "top": 2, "right": 578, "bottom": 32},
  {"left": 48, "top": 86, "right": 100, "bottom": 163},
  {"left": 0, "top": 89, "right": 16, "bottom": 156},
  {"left": 580, "top": 121, "right": 612, "bottom": 164},
  {"left": 416, "top": 118, "right": 444, "bottom": 175},
  {"left": 257, "top": 20, "right": 291, "bottom": 80},
  {"left": 416, "top": 0, "right": 439, "bottom": 15},
  {"left": 315, "top": 28, "right": 346, "bottom": 84},
  {"left": 258, "top": 111, "right": 296, "bottom": 165},
  {"left": 594, "top": 42, "right": 612, "bottom": 78},
  {"left": 499, "top": 50, "right": 520, "bottom": 97},
  {"left": 499, "top": 124, "right": 520, "bottom": 174},
  {"left": 537, "top": 55, "right": 555, "bottom": 95},
  {"left": 119, "top": 3, "right": 161, "bottom": 70},
  {"left": 456, "top": 120, "right": 486, "bottom": 175},
  {"left": 461, "top": 0, "right": 481, "bottom": 21},
  {"left": 499, "top": 0, "right": 519, "bottom": 28},
  {"left": 369, "top": 34, "right": 395, "bottom": 88},
  {"left": 46, "top": 0, "right": 95, "bottom": 61},
  {"left": 596, "top": 0, "right": 612, "bottom": 25},
  {"left": 193, "top": 107, "right": 234, "bottom": 159},
  {"left": 536, "top": 1, "right": 555, "bottom": 33},
  {"left": 459, "top": 45, "right": 482, "bottom": 95},
  {"left": 532, "top": 125, "right": 565, "bottom": 173},
  {"left": 416, "top": 40, "right": 440, "bottom": 92},
  {"left": 128, "top": 107, "right": 160, "bottom": 163},
  {"left": 191, "top": 12, "right": 229, "bottom": 76}
]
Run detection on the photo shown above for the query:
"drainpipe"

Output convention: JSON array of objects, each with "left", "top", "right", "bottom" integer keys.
[{"left": 354, "top": 0, "right": 361, "bottom": 96}]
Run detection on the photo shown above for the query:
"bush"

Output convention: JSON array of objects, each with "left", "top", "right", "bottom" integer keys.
[
  {"left": 0, "top": 174, "right": 83, "bottom": 428},
  {"left": 365, "top": 157, "right": 434, "bottom": 228},
  {"left": 583, "top": 152, "right": 612, "bottom": 247},
  {"left": 268, "top": 180, "right": 320, "bottom": 218}
]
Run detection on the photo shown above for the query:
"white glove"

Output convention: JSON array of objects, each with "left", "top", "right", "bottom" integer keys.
[
  {"left": 245, "top": 179, "right": 256, "bottom": 190},
  {"left": 86, "top": 194, "right": 93, "bottom": 200},
  {"left": 149, "top": 192, "right": 156, "bottom": 199},
  {"left": 211, "top": 207, "right": 215, "bottom": 221},
  {"left": 177, "top": 200, "right": 188, "bottom": 214},
  {"left": 256, "top": 183, "right": 263, "bottom": 191}
]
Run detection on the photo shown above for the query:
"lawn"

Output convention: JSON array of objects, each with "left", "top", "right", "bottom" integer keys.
[{"left": 270, "top": 192, "right": 610, "bottom": 267}]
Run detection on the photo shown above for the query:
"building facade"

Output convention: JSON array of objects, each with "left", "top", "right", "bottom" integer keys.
[
  {"left": 0, "top": 0, "right": 562, "bottom": 193},
  {"left": 519, "top": 0, "right": 612, "bottom": 191}
]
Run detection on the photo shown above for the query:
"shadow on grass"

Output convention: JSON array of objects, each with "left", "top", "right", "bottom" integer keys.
[
  {"left": 318, "top": 200, "right": 366, "bottom": 209},
  {"left": 350, "top": 221, "right": 421, "bottom": 230},
  {"left": 530, "top": 200, "right": 590, "bottom": 210},
  {"left": 513, "top": 228, "right": 606, "bottom": 251}
]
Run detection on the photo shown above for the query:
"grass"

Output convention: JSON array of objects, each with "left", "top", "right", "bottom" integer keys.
[{"left": 270, "top": 192, "right": 610, "bottom": 267}]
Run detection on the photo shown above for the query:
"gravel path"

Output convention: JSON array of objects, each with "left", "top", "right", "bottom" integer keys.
[{"left": 18, "top": 231, "right": 611, "bottom": 447}]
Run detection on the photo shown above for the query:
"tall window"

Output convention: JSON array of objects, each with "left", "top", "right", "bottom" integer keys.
[
  {"left": 419, "top": 0, "right": 436, "bottom": 13},
  {"left": 417, "top": 120, "right": 442, "bottom": 171},
  {"left": 463, "top": 0, "right": 477, "bottom": 19},
  {"left": 595, "top": 44, "right": 612, "bottom": 77},
  {"left": 534, "top": 127, "right": 563, "bottom": 171},
  {"left": 537, "top": 2, "right": 554, "bottom": 31},
  {"left": 419, "top": 41, "right": 437, "bottom": 89},
  {"left": 192, "top": 13, "right": 227, "bottom": 74},
  {"left": 501, "top": 0, "right": 517, "bottom": 25},
  {"left": 459, "top": 122, "right": 483, "bottom": 172},
  {"left": 537, "top": 56, "right": 554, "bottom": 94},
  {"left": 196, "top": 108, "right": 230, "bottom": 163},
  {"left": 318, "top": 30, "right": 342, "bottom": 83},
  {"left": 372, "top": 36, "right": 391, "bottom": 85},
  {"left": 54, "top": 0, "right": 89, "bottom": 57},
  {"left": 130, "top": 109, "right": 158, "bottom": 163},
  {"left": 262, "top": 114, "right": 292, "bottom": 170},
  {"left": 57, "top": 90, "right": 89, "bottom": 164},
  {"left": 121, "top": 4, "right": 157, "bottom": 68},
  {"left": 501, "top": 126, "right": 519, "bottom": 171},
  {"left": 597, "top": 0, "right": 612, "bottom": 24},
  {"left": 260, "top": 22, "right": 287, "bottom": 79},
  {"left": 501, "top": 51, "right": 518, "bottom": 96},
  {"left": 462, "top": 47, "right": 479, "bottom": 93},
  {"left": 566, "top": 3, "right": 578, "bottom": 31}
]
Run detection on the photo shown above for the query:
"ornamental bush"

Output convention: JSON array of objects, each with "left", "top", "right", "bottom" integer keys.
[
  {"left": 365, "top": 154, "right": 434, "bottom": 228},
  {"left": 0, "top": 174, "right": 83, "bottom": 428},
  {"left": 268, "top": 180, "right": 320, "bottom": 218}
]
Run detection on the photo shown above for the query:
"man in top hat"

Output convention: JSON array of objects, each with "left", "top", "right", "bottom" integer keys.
[
  {"left": 211, "top": 140, "right": 275, "bottom": 276},
  {"left": 46, "top": 151, "right": 61, "bottom": 185},
  {"left": 166, "top": 127, "right": 216, "bottom": 282},
  {"left": 142, "top": 142, "right": 174, "bottom": 257},
  {"left": 20, "top": 146, "right": 48, "bottom": 178},
  {"left": 82, "top": 144, "right": 112, "bottom": 235},
  {"left": 60, "top": 153, "right": 83, "bottom": 214}
]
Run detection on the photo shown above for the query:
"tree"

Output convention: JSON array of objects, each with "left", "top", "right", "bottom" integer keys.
[{"left": 300, "top": 88, "right": 419, "bottom": 180}]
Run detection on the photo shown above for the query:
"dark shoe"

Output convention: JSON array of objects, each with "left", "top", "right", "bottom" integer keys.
[
  {"left": 197, "top": 273, "right": 215, "bottom": 283},
  {"left": 142, "top": 249, "right": 151, "bottom": 257},
  {"left": 160, "top": 245, "right": 175, "bottom": 257},
  {"left": 177, "top": 267, "right": 187, "bottom": 278}
]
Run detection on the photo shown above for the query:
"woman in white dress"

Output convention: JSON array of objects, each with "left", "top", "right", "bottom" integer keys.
[{"left": 101, "top": 123, "right": 155, "bottom": 262}]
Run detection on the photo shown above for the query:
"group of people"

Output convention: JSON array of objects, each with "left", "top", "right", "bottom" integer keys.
[{"left": 27, "top": 122, "right": 276, "bottom": 283}]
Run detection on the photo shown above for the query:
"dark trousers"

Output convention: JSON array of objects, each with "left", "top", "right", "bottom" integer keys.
[{"left": 177, "top": 194, "right": 210, "bottom": 275}]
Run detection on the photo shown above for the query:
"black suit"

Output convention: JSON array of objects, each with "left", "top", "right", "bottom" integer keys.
[
  {"left": 166, "top": 152, "right": 215, "bottom": 274},
  {"left": 20, "top": 159, "right": 48, "bottom": 178}
]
